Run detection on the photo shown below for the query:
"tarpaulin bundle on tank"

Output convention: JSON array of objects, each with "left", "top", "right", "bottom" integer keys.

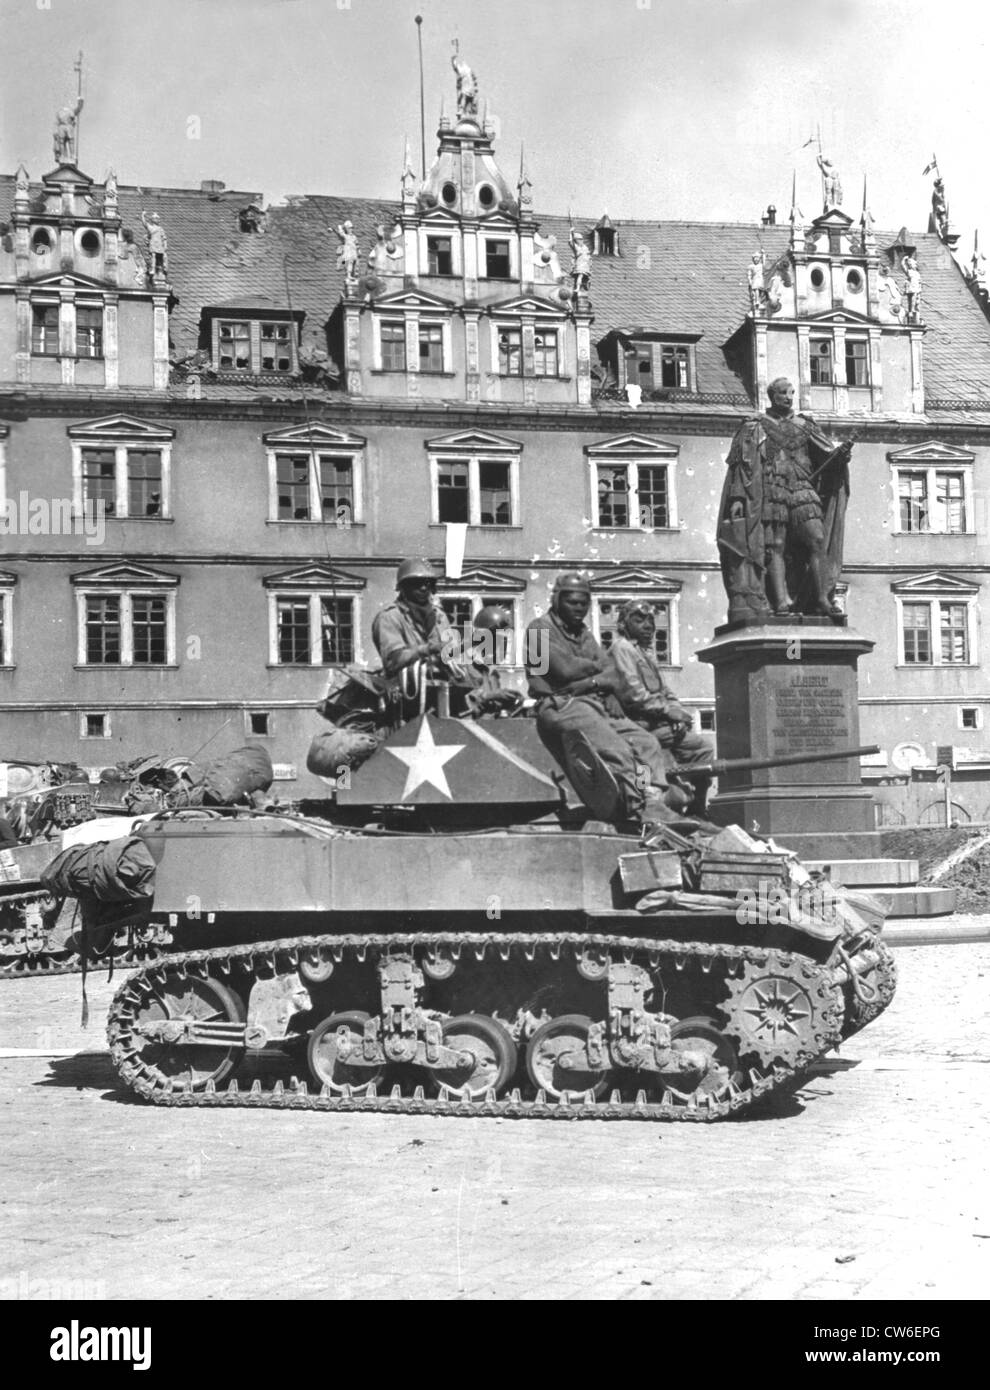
[
  {"left": 200, "top": 746, "right": 273, "bottom": 804},
  {"left": 41, "top": 835, "right": 158, "bottom": 908},
  {"left": 306, "top": 728, "right": 382, "bottom": 779}
]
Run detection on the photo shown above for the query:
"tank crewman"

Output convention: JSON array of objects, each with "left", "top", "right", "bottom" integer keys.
[
  {"left": 525, "top": 572, "right": 674, "bottom": 820},
  {"left": 371, "top": 558, "right": 460, "bottom": 680},
  {"left": 463, "top": 604, "right": 524, "bottom": 716},
  {"left": 609, "top": 599, "right": 713, "bottom": 816}
]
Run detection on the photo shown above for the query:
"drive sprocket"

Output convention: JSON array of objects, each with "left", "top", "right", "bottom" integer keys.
[{"left": 720, "top": 951, "right": 842, "bottom": 1069}]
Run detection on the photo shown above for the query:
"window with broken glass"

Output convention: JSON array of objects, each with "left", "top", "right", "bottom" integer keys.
[
  {"left": 596, "top": 597, "right": 672, "bottom": 665},
  {"left": 275, "top": 595, "right": 354, "bottom": 665},
  {"left": 596, "top": 463, "right": 669, "bottom": 529},
  {"left": 81, "top": 591, "right": 172, "bottom": 666},
  {"left": 896, "top": 469, "right": 968, "bottom": 534}
]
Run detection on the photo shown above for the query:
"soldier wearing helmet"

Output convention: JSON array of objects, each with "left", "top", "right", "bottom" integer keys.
[
  {"left": 524, "top": 571, "right": 674, "bottom": 821},
  {"left": 371, "top": 558, "right": 458, "bottom": 679},
  {"left": 610, "top": 599, "right": 713, "bottom": 816}
]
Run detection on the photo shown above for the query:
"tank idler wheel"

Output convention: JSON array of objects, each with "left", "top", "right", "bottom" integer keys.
[
  {"left": 430, "top": 1015, "right": 518, "bottom": 1100},
  {"left": 525, "top": 1014, "right": 610, "bottom": 1101},
  {"left": 299, "top": 951, "right": 334, "bottom": 985},
  {"left": 307, "top": 1011, "right": 385, "bottom": 1096},
  {"left": 665, "top": 1015, "right": 742, "bottom": 1100},
  {"left": 136, "top": 973, "right": 246, "bottom": 1090}
]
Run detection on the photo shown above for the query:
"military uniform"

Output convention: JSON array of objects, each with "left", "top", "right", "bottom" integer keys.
[
  {"left": 610, "top": 633, "right": 713, "bottom": 770},
  {"left": 526, "top": 610, "right": 672, "bottom": 818}
]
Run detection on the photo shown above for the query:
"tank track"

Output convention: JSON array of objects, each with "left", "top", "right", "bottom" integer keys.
[
  {"left": 106, "top": 929, "right": 884, "bottom": 1122},
  {"left": 0, "top": 894, "right": 163, "bottom": 980}
]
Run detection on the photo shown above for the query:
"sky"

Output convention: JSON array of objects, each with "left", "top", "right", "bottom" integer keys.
[{"left": 1, "top": 0, "right": 988, "bottom": 262}]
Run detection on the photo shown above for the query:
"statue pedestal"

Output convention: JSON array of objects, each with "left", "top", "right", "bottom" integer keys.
[{"left": 697, "top": 621, "right": 880, "bottom": 857}]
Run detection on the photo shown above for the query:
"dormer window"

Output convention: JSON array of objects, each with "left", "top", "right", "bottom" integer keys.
[
  {"left": 484, "top": 240, "right": 511, "bottom": 278},
  {"left": 594, "top": 227, "right": 617, "bottom": 256},
  {"left": 427, "top": 237, "right": 453, "bottom": 275},
  {"left": 219, "top": 321, "right": 251, "bottom": 370},
  {"left": 210, "top": 312, "right": 299, "bottom": 375},
  {"left": 660, "top": 345, "right": 689, "bottom": 389}
]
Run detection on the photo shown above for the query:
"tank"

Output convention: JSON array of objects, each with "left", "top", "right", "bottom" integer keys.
[{"left": 88, "top": 710, "right": 896, "bottom": 1123}]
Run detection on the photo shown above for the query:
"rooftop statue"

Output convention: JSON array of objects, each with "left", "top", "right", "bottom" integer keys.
[
  {"left": 141, "top": 210, "right": 168, "bottom": 279},
  {"left": 569, "top": 226, "right": 591, "bottom": 294},
  {"left": 451, "top": 40, "right": 478, "bottom": 119},
  {"left": 747, "top": 251, "right": 765, "bottom": 314},
  {"left": 902, "top": 255, "right": 922, "bottom": 321},
  {"left": 817, "top": 153, "right": 842, "bottom": 208},
  {"left": 53, "top": 98, "right": 84, "bottom": 165},
  {"left": 335, "top": 220, "right": 359, "bottom": 280},
  {"left": 717, "top": 377, "right": 851, "bottom": 623}
]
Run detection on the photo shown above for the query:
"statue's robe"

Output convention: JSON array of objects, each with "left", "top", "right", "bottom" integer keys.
[{"left": 716, "top": 410, "right": 850, "bottom": 622}]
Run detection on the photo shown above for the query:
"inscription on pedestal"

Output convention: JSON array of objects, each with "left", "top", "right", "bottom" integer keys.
[{"left": 770, "top": 673, "right": 850, "bottom": 755}]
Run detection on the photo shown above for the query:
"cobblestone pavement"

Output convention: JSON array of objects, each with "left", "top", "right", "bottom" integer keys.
[{"left": 0, "top": 942, "right": 987, "bottom": 1302}]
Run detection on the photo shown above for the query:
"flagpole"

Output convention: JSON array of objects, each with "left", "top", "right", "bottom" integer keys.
[
  {"left": 415, "top": 15, "right": 426, "bottom": 179},
  {"left": 74, "top": 51, "right": 84, "bottom": 165}
]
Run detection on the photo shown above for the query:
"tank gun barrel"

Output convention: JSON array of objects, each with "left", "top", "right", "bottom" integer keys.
[{"left": 703, "top": 743, "right": 879, "bottom": 777}]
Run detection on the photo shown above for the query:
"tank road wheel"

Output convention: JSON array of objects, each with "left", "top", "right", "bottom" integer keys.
[
  {"left": 307, "top": 1011, "right": 384, "bottom": 1096},
  {"left": 134, "top": 973, "right": 246, "bottom": 1091},
  {"left": 525, "top": 1014, "right": 609, "bottom": 1101},
  {"left": 430, "top": 1015, "right": 518, "bottom": 1100},
  {"left": 665, "top": 1016, "right": 742, "bottom": 1101}
]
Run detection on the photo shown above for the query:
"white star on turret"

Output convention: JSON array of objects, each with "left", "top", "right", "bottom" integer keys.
[{"left": 386, "top": 718, "right": 465, "bottom": 800}]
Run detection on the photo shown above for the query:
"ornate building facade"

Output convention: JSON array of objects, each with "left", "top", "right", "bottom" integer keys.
[{"left": 2, "top": 69, "right": 990, "bottom": 821}]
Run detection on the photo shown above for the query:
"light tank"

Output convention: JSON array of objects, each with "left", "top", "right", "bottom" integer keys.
[{"left": 91, "top": 708, "right": 896, "bottom": 1123}]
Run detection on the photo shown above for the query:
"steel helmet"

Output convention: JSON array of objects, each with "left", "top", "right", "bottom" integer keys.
[
  {"left": 396, "top": 557, "right": 438, "bottom": 587},
  {"left": 551, "top": 570, "right": 591, "bottom": 598},
  {"left": 472, "top": 604, "right": 513, "bottom": 633}
]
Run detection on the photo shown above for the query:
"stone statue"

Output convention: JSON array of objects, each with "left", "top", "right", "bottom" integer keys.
[
  {"left": 451, "top": 41, "right": 478, "bottom": 119},
  {"left": 716, "top": 377, "right": 852, "bottom": 622},
  {"left": 53, "top": 98, "right": 84, "bottom": 164},
  {"left": 902, "top": 255, "right": 922, "bottom": 319},
  {"left": 765, "top": 267, "right": 785, "bottom": 316},
  {"left": 534, "top": 230, "right": 563, "bottom": 282},
  {"left": 878, "top": 263, "right": 903, "bottom": 320},
  {"left": 335, "top": 220, "right": 359, "bottom": 280},
  {"left": 141, "top": 210, "right": 168, "bottom": 278},
  {"left": 367, "top": 222, "right": 402, "bottom": 277},
  {"left": 118, "top": 229, "right": 147, "bottom": 286},
  {"left": 817, "top": 154, "right": 842, "bottom": 208},
  {"left": 569, "top": 227, "right": 591, "bottom": 295},
  {"left": 931, "top": 178, "right": 948, "bottom": 239},
  {"left": 747, "top": 251, "right": 765, "bottom": 314}
]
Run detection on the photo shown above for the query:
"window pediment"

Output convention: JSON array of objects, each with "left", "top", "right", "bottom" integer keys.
[
  {"left": 26, "top": 272, "right": 105, "bottom": 292},
  {"left": 425, "top": 429, "right": 521, "bottom": 455},
  {"left": 888, "top": 441, "right": 975, "bottom": 465},
  {"left": 591, "top": 568, "right": 682, "bottom": 594},
  {"left": 804, "top": 309, "right": 875, "bottom": 328},
  {"left": 263, "top": 565, "right": 365, "bottom": 591},
  {"left": 485, "top": 294, "right": 567, "bottom": 319},
  {"left": 0, "top": 570, "right": 18, "bottom": 585},
  {"left": 436, "top": 564, "right": 525, "bottom": 593},
  {"left": 891, "top": 571, "right": 980, "bottom": 596},
  {"left": 373, "top": 289, "right": 456, "bottom": 312},
  {"left": 67, "top": 414, "right": 176, "bottom": 443},
  {"left": 263, "top": 423, "right": 365, "bottom": 450},
  {"left": 585, "top": 434, "right": 680, "bottom": 459},
  {"left": 71, "top": 563, "right": 179, "bottom": 588}
]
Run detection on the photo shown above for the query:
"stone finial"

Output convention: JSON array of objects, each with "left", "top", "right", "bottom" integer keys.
[
  {"left": 14, "top": 164, "right": 30, "bottom": 207},
  {"left": 401, "top": 138, "right": 417, "bottom": 205},
  {"left": 902, "top": 255, "right": 922, "bottom": 322},
  {"left": 788, "top": 172, "right": 803, "bottom": 248},
  {"left": 104, "top": 168, "right": 118, "bottom": 212},
  {"left": 517, "top": 144, "right": 532, "bottom": 211}
]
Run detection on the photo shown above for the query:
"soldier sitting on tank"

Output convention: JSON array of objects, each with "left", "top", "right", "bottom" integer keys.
[
  {"left": 609, "top": 599, "right": 714, "bottom": 817},
  {"left": 462, "top": 604, "right": 525, "bottom": 717},
  {"left": 371, "top": 560, "right": 519, "bottom": 718},
  {"left": 525, "top": 571, "right": 677, "bottom": 822}
]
